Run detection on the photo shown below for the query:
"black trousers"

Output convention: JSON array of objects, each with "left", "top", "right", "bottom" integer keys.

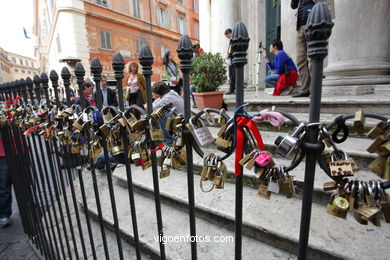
[{"left": 229, "top": 65, "right": 235, "bottom": 92}]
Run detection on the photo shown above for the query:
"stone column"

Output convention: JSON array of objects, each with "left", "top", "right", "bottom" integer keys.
[
  {"left": 210, "top": 0, "right": 239, "bottom": 55},
  {"left": 322, "top": 0, "right": 390, "bottom": 95},
  {"left": 199, "top": 0, "right": 211, "bottom": 52}
]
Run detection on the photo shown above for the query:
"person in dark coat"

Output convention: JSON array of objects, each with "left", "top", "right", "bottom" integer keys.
[{"left": 98, "top": 75, "right": 118, "bottom": 107}]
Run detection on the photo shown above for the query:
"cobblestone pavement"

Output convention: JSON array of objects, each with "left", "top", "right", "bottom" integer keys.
[{"left": 0, "top": 193, "right": 41, "bottom": 260}]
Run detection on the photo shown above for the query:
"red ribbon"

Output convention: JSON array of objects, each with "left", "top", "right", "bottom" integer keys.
[
  {"left": 151, "top": 144, "right": 165, "bottom": 152},
  {"left": 235, "top": 116, "right": 265, "bottom": 176},
  {"left": 24, "top": 124, "right": 41, "bottom": 136},
  {"left": 6, "top": 96, "right": 22, "bottom": 120}
]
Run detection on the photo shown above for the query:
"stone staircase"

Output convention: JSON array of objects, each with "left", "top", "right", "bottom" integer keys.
[{"left": 64, "top": 91, "right": 390, "bottom": 260}]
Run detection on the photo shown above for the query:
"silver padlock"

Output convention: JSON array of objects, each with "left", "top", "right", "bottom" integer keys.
[
  {"left": 189, "top": 117, "right": 214, "bottom": 147},
  {"left": 275, "top": 123, "right": 305, "bottom": 157}
]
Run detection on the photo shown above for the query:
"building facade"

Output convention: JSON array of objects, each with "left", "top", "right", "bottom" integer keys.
[
  {"left": 200, "top": 0, "right": 390, "bottom": 95},
  {"left": 0, "top": 46, "right": 39, "bottom": 83},
  {"left": 33, "top": 0, "right": 199, "bottom": 83}
]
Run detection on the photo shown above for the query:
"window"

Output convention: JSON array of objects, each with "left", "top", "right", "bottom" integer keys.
[
  {"left": 177, "top": 16, "right": 186, "bottom": 35},
  {"left": 161, "top": 46, "right": 170, "bottom": 58},
  {"left": 193, "top": 0, "right": 198, "bottom": 12},
  {"left": 21, "top": 70, "right": 25, "bottom": 73},
  {"left": 28, "top": 71, "right": 31, "bottom": 75},
  {"left": 56, "top": 34, "right": 62, "bottom": 53},
  {"left": 20, "top": 59, "right": 23, "bottom": 65},
  {"left": 178, "top": 0, "right": 184, "bottom": 3},
  {"left": 156, "top": 6, "right": 168, "bottom": 28},
  {"left": 194, "top": 23, "right": 199, "bottom": 39},
  {"left": 14, "top": 69, "right": 19, "bottom": 73},
  {"left": 12, "top": 57, "right": 16, "bottom": 63},
  {"left": 96, "top": 0, "right": 107, "bottom": 7},
  {"left": 25, "top": 60, "right": 29, "bottom": 66},
  {"left": 133, "top": 0, "right": 141, "bottom": 18},
  {"left": 136, "top": 39, "right": 145, "bottom": 54},
  {"left": 100, "top": 30, "right": 112, "bottom": 49}
]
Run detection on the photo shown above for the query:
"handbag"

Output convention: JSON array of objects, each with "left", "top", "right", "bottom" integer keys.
[{"left": 167, "top": 64, "right": 182, "bottom": 86}]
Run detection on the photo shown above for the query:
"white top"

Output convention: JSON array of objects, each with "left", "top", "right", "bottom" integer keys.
[{"left": 152, "top": 90, "right": 184, "bottom": 115}]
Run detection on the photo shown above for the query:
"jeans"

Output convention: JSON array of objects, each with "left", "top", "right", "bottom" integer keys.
[
  {"left": 190, "top": 84, "right": 195, "bottom": 104},
  {"left": 0, "top": 156, "right": 11, "bottom": 218},
  {"left": 159, "top": 113, "right": 174, "bottom": 145},
  {"left": 264, "top": 73, "right": 280, "bottom": 88},
  {"left": 95, "top": 152, "right": 119, "bottom": 170}
]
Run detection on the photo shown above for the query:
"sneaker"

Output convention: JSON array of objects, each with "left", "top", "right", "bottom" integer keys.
[
  {"left": 225, "top": 91, "right": 234, "bottom": 95},
  {"left": 192, "top": 104, "right": 197, "bottom": 108},
  {"left": 0, "top": 217, "right": 10, "bottom": 228}
]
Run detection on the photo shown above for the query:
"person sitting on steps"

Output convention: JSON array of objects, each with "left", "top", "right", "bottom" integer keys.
[{"left": 262, "top": 39, "right": 298, "bottom": 96}]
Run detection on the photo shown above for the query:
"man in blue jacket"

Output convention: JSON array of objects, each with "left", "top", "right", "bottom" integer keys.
[
  {"left": 262, "top": 39, "right": 297, "bottom": 90},
  {"left": 291, "top": 0, "right": 316, "bottom": 98}
]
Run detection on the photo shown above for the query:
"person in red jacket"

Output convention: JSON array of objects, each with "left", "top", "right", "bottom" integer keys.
[
  {"left": 262, "top": 39, "right": 298, "bottom": 96},
  {"left": 0, "top": 138, "right": 11, "bottom": 228}
]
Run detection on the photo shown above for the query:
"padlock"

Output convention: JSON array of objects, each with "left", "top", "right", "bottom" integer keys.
[
  {"left": 323, "top": 181, "right": 338, "bottom": 191},
  {"left": 160, "top": 167, "right": 170, "bottom": 179},
  {"left": 111, "top": 144, "right": 124, "bottom": 156},
  {"left": 254, "top": 151, "right": 274, "bottom": 167},
  {"left": 275, "top": 123, "right": 305, "bottom": 158},
  {"left": 149, "top": 118, "right": 165, "bottom": 141},
  {"left": 165, "top": 116, "right": 174, "bottom": 131},
  {"left": 329, "top": 151, "right": 354, "bottom": 177},
  {"left": 73, "top": 114, "right": 85, "bottom": 131},
  {"left": 151, "top": 106, "right": 167, "bottom": 121},
  {"left": 367, "top": 121, "right": 385, "bottom": 139},
  {"left": 377, "top": 140, "right": 390, "bottom": 156},
  {"left": 99, "top": 123, "right": 112, "bottom": 136},
  {"left": 215, "top": 134, "right": 232, "bottom": 153},
  {"left": 368, "top": 155, "right": 386, "bottom": 177},
  {"left": 367, "top": 133, "right": 390, "bottom": 153},
  {"left": 377, "top": 181, "right": 390, "bottom": 222},
  {"left": 187, "top": 117, "right": 214, "bottom": 147},
  {"left": 257, "top": 182, "right": 271, "bottom": 200},
  {"left": 326, "top": 194, "right": 349, "bottom": 219},
  {"left": 353, "top": 110, "right": 365, "bottom": 134},
  {"left": 384, "top": 156, "right": 390, "bottom": 180},
  {"left": 91, "top": 110, "right": 103, "bottom": 125}
]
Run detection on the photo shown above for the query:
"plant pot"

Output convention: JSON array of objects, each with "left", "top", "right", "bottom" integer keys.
[{"left": 193, "top": 91, "right": 224, "bottom": 109}]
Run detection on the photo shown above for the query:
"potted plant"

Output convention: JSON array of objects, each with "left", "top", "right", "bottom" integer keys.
[{"left": 190, "top": 52, "right": 227, "bottom": 109}]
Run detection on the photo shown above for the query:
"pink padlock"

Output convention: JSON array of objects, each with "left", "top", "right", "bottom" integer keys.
[{"left": 254, "top": 152, "right": 273, "bottom": 167}]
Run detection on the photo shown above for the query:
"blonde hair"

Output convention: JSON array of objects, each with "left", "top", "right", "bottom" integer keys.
[{"left": 128, "top": 61, "right": 139, "bottom": 73}]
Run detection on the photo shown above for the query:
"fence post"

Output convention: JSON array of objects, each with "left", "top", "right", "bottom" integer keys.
[
  {"left": 112, "top": 52, "right": 142, "bottom": 259},
  {"left": 74, "top": 62, "right": 86, "bottom": 109},
  {"left": 49, "top": 70, "right": 60, "bottom": 106},
  {"left": 33, "top": 75, "right": 42, "bottom": 104},
  {"left": 20, "top": 78, "right": 28, "bottom": 104},
  {"left": 10, "top": 81, "right": 17, "bottom": 100},
  {"left": 297, "top": 3, "right": 333, "bottom": 260},
  {"left": 139, "top": 45, "right": 166, "bottom": 260},
  {"left": 40, "top": 73, "right": 51, "bottom": 107},
  {"left": 61, "top": 66, "right": 72, "bottom": 106},
  {"left": 26, "top": 77, "right": 34, "bottom": 104},
  {"left": 231, "top": 21, "right": 250, "bottom": 260},
  {"left": 90, "top": 57, "right": 124, "bottom": 260},
  {"left": 177, "top": 34, "right": 197, "bottom": 260}
]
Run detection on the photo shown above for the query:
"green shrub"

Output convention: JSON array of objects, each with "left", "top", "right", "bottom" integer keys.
[{"left": 190, "top": 52, "right": 227, "bottom": 92}]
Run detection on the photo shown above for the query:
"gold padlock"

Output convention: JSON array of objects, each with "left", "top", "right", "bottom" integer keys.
[
  {"left": 367, "top": 121, "right": 385, "bottom": 139},
  {"left": 367, "top": 133, "right": 389, "bottom": 153},
  {"left": 377, "top": 140, "right": 390, "bottom": 156},
  {"left": 368, "top": 156, "right": 386, "bottom": 177},
  {"left": 326, "top": 194, "right": 349, "bottom": 219},
  {"left": 149, "top": 118, "right": 164, "bottom": 141},
  {"left": 353, "top": 110, "right": 365, "bottom": 134}
]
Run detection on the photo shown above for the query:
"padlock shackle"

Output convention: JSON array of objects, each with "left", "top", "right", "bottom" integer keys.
[{"left": 123, "top": 105, "right": 146, "bottom": 118}]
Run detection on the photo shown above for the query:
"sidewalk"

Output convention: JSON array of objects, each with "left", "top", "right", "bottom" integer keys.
[{"left": 0, "top": 192, "right": 40, "bottom": 260}]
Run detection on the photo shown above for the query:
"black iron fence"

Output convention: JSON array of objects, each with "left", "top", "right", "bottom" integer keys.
[{"left": 1, "top": 3, "right": 390, "bottom": 260}]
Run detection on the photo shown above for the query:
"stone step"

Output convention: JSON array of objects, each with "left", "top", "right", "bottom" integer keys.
[
  {"left": 112, "top": 165, "right": 390, "bottom": 260},
  {"left": 188, "top": 145, "right": 382, "bottom": 205},
  {"left": 219, "top": 110, "right": 390, "bottom": 129},
  {"left": 81, "top": 169, "right": 295, "bottom": 260},
  {"left": 41, "top": 169, "right": 152, "bottom": 260},
  {"left": 222, "top": 91, "right": 390, "bottom": 115},
  {"left": 206, "top": 128, "right": 380, "bottom": 170}
]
